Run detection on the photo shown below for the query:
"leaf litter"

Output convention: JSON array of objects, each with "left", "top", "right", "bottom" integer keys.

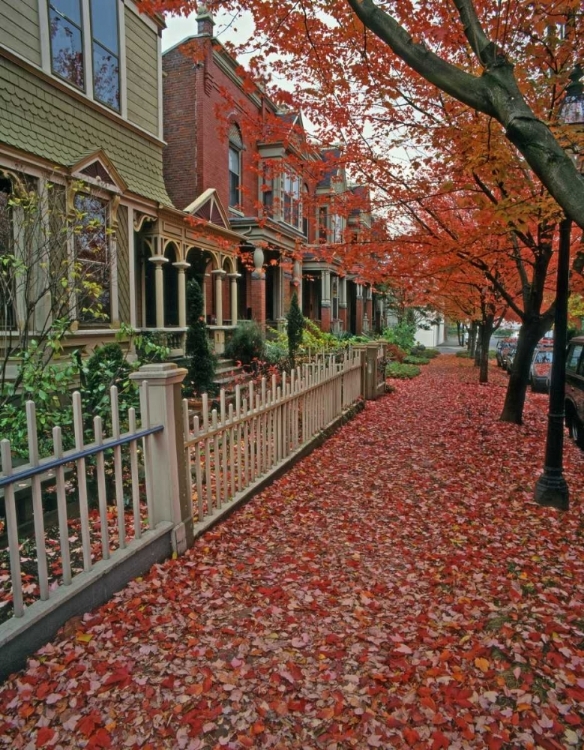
[{"left": 0, "top": 355, "right": 583, "bottom": 749}]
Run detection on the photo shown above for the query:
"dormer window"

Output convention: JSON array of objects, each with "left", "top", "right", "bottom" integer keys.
[{"left": 48, "top": 0, "right": 121, "bottom": 112}]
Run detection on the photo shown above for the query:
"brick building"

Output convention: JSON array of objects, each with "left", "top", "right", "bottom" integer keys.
[{"left": 163, "top": 7, "right": 378, "bottom": 338}]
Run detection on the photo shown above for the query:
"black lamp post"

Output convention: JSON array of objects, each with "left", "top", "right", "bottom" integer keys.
[{"left": 534, "top": 67, "right": 584, "bottom": 510}]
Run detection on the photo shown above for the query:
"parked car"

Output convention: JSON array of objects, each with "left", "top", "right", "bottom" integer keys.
[
  {"left": 565, "top": 336, "right": 584, "bottom": 447},
  {"left": 496, "top": 338, "right": 513, "bottom": 368},
  {"left": 502, "top": 343, "right": 517, "bottom": 371},
  {"left": 529, "top": 347, "right": 553, "bottom": 392}
]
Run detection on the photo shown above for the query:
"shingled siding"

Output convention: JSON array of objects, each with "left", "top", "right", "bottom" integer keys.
[
  {"left": 0, "top": 0, "right": 41, "bottom": 67},
  {"left": 125, "top": 6, "right": 159, "bottom": 137},
  {"left": 0, "top": 57, "right": 172, "bottom": 206}
]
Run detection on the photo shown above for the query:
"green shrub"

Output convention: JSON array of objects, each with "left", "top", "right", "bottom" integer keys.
[
  {"left": 185, "top": 279, "right": 216, "bottom": 394},
  {"left": 403, "top": 355, "right": 431, "bottom": 365},
  {"left": 382, "top": 320, "right": 417, "bottom": 351},
  {"left": 287, "top": 292, "right": 305, "bottom": 366},
  {"left": 456, "top": 350, "right": 473, "bottom": 358},
  {"left": 79, "top": 343, "right": 136, "bottom": 427},
  {"left": 386, "top": 362, "right": 421, "bottom": 379},
  {"left": 417, "top": 347, "right": 440, "bottom": 359},
  {"left": 264, "top": 339, "right": 289, "bottom": 367},
  {"left": 225, "top": 321, "right": 265, "bottom": 365}
]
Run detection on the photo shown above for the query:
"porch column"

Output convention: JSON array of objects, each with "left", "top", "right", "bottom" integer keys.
[
  {"left": 321, "top": 270, "right": 331, "bottom": 332},
  {"left": 228, "top": 273, "right": 241, "bottom": 326},
  {"left": 356, "top": 283, "right": 364, "bottom": 336},
  {"left": 339, "top": 276, "right": 348, "bottom": 331},
  {"left": 212, "top": 269, "right": 227, "bottom": 326},
  {"left": 293, "top": 259, "right": 302, "bottom": 308},
  {"left": 173, "top": 261, "right": 190, "bottom": 328},
  {"left": 251, "top": 246, "right": 266, "bottom": 329},
  {"left": 149, "top": 255, "right": 168, "bottom": 329}
]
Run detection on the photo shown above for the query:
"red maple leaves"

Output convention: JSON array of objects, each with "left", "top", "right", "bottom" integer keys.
[{"left": 1, "top": 355, "right": 583, "bottom": 749}]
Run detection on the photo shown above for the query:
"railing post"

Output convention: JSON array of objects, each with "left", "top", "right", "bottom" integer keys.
[{"left": 130, "top": 362, "right": 193, "bottom": 555}]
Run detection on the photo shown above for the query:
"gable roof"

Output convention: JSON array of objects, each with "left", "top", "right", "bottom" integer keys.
[
  {"left": 70, "top": 149, "right": 128, "bottom": 194},
  {"left": 183, "top": 188, "right": 231, "bottom": 229}
]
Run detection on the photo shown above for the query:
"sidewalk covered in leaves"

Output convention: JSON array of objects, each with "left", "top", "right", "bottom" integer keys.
[{"left": 1, "top": 355, "right": 583, "bottom": 750}]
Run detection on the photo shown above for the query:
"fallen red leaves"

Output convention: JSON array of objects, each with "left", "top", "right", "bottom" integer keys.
[{"left": 1, "top": 355, "right": 583, "bottom": 749}]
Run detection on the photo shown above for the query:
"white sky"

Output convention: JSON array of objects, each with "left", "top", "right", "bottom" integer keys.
[{"left": 161, "top": 10, "right": 254, "bottom": 52}]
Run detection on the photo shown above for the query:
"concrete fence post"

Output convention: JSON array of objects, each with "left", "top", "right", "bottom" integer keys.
[{"left": 130, "top": 362, "right": 193, "bottom": 555}]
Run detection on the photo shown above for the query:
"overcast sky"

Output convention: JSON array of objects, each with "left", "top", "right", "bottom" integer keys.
[{"left": 161, "top": 10, "right": 254, "bottom": 52}]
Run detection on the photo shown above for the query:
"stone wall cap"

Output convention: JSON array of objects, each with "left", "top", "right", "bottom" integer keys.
[{"left": 130, "top": 363, "right": 188, "bottom": 381}]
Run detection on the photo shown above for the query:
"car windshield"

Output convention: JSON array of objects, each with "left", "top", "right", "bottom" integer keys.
[{"left": 534, "top": 351, "right": 552, "bottom": 363}]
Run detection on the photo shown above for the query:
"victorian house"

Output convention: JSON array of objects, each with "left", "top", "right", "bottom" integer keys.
[{"left": 0, "top": 0, "right": 238, "bottom": 364}]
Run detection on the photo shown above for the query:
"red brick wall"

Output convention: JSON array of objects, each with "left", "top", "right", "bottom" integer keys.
[
  {"left": 250, "top": 277, "right": 266, "bottom": 329},
  {"left": 339, "top": 306, "right": 347, "bottom": 331},
  {"left": 163, "top": 38, "right": 263, "bottom": 215},
  {"left": 365, "top": 297, "right": 373, "bottom": 326},
  {"left": 320, "top": 306, "right": 331, "bottom": 333},
  {"left": 162, "top": 48, "right": 199, "bottom": 210},
  {"left": 356, "top": 298, "right": 364, "bottom": 336}
]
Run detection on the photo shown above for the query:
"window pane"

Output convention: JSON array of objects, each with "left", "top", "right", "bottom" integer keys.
[
  {"left": 50, "top": 0, "right": 82, "bottom": 25},
  {"left": 49, "top": 9, "right": 84, "bottom": 88},
  {"left": 74, "top": 194, "right": 110, "bottom": 323},
  {"left": 93, "top": 43, "right": 120, "bottom": 110},
  {"left": 90, "top": 0, "right": 119, "bottom": 54},
  {"left": 229, "top": 171, "right": 239, "bottom": 206},
  {"left": 0, "top": 181, "right": 16, "bottom": 330},
  {"left": 229, "top": 147, "right": 240, "bottom": 175}
]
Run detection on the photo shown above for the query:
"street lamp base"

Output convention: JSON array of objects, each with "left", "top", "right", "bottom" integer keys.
[{"left": 534, "top": 471, "right": 569, "bottom": 510}]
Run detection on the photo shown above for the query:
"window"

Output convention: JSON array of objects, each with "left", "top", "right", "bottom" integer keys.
[
  {"left": 318, "top": 206, "right": 328, "bottom": 242},
  {"left": 302, "top": 184, "right": 309, "bottom": 236},
  {"left": 48, "top": 0, "right": 120, "bottom": 112},
  {"left": 90, "top": 0, "right": 120, "bottom": 110},
  {"left": 0, "top": 178, "right": 15, "bottom": 330},
  {"left": 283, "top": 172, "right": 301, "bottom": 229},
  {"left": 331, "top": 213, "right": 342, "bottom": 243},
  {"left": 73, "top": 193, "right": 110, "bottom": 324},
  {"left": 261, "top": 164, "right": 273, "bottom": 216},
  {"left": 228, "top": 125, "right": 243, "bottom": 208},
  {"left": 48, "top": 0, "right": 84, "bottom": 90}
]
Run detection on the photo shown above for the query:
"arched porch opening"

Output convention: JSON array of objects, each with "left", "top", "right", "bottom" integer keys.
[{"left": 186, "top": 247, "right": 216, "bottom": 324}]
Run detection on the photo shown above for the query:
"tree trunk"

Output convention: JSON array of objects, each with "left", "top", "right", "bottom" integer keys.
[
  {"left": 478, "top": 316, "right": 494, "bottom": 383},
  {"left": 500, "top": 318, "right": 549, "bottom": 424},
  {"left": 469, "top": 321, "right": 478, "bottom": 357}
]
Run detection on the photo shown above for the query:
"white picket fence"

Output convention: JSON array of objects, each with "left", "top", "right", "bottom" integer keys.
[
  {"left": 0, "top": 349, "right": 369, "bottom": 677},
  {"left": 183, "top": 351, "right": 362, "bottom": 522},
  {"left": 0, "top": 384, "right": 161, "bottom": 620}
]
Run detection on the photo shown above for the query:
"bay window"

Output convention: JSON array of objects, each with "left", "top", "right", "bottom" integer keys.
[{"left": 48, "top": 0, "right": 121, "bottom": 112}]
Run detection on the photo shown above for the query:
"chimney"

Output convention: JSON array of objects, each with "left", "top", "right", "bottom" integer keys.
[{"left": 197, "top": 4, "right": 215, "bottom": 37}]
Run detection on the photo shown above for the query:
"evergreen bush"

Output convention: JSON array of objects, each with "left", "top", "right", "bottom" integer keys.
[
  {"left": 185, "top": 278, "right": 216, "bottom": 394},
  {"left": 287, "top": 292, "right": 305, "bottom": 366}
]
